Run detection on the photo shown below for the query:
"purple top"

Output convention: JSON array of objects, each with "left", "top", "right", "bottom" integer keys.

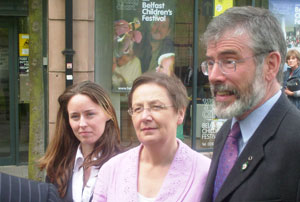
[{"left": 92, "top": 139, "right": 211, "bottom": 202}]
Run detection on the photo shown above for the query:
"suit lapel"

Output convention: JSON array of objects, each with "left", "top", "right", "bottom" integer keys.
[
  {"left": 63, "top": 174, "right": 73, "bottom": 202},
  {"left": 216, "top": 94, "right": 290, "bottom": 202},
  {"left": 216, "top": 139, "right": 265, "bottom": 202}
]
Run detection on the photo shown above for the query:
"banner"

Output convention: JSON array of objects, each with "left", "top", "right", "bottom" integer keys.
[
  {"left": 112, "top": 0, "right": 175, "bottom": 92},
  {"left": 214, "top": 0, "right": 233, "bottom": 17},
  {"left": 269, "top": 0, "right": 300, "bottom": 52}
]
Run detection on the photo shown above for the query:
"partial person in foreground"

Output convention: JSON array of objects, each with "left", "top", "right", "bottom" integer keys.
[
  {"left": 0, "top": 172, "right": 62, "bottom": 202},
  {"left": 200, "top": 6, "right": 300, "bottom": 202},
  {"left": 93, "top": 72, "right": 210, "bottom": 202},
  {"left": 283, "top": 49, "right": 300, "bottom": 110},
  {"left": 39, "top": 81, "right": 122, "bottom": 202}
]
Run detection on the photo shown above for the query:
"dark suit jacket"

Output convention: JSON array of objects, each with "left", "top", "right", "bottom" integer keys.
[
  {"left": 0, "top": 172, "right": 62, "bottom": 202},
  {"left": 62, "top": 176, "right": 73, "bottom": 202},
  {"left": 46, "top": 175, "right": 73, "bottom": 202},
  {"left": 201, "top": 94, "right": 300, "bottom": 202},
  {"left": 50, "top": 174, "right": 93, "bottom": 202}
]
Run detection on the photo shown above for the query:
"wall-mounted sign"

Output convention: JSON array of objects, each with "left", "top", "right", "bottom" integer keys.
[
  {"left": 19, "top": 34, "right": 29, "bottom": 56},
  {"left": 19, "top": 56, "right": 29, "bottom": 74}
]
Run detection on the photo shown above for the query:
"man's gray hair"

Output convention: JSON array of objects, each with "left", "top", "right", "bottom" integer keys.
[{"left": 201, "top": 6, "right": 287, "bottom": 83}]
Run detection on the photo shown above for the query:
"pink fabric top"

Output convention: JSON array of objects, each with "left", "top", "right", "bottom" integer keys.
[{"left": 92, "top": 139, "right": 211, "bottom": 202}]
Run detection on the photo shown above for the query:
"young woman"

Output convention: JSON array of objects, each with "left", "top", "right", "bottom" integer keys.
[{"left": 39, "top": 81, "right": 122, "bottom": 202}]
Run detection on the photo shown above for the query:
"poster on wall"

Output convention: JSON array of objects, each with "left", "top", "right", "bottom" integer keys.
[
  {"left": 18, "top": 34, "right": 29, "bottom": 74},
  {"left": 18, "top": 34, "right": 30, "bottom": 103},
  {"left": 195, "top": 99, "right": 226, "bottom": 149},
  {"left": 19, "top": 34, "right": 29, "bottom": 56},
  {"left": 112, "top": 0, "right": 175, "bottom": 92},
  {"left": 269, "top": 0, "right": 300, "bottom": 53}
]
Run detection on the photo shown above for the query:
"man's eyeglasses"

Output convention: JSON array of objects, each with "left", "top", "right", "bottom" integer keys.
[
  {"left": 128, "top": 104, "right": 173, "bottom": 116},
  {"left": 201, "top": 52, "right": 272, "bottom": 76}
]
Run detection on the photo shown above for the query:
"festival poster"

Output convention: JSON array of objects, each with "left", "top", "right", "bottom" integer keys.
[
  {"left": 112, "top": 0, "right": 175, "bottom": 92},
  {"left": 195, "top": 99, "right": 226, "bottom": 149},
  {"left": 269, "top": 0, "right": 300, "bottom": 52}
]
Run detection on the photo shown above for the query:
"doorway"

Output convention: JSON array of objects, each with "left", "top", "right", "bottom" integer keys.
[{"left": 0, "top": 18, "right": 29, "bottom": 165}]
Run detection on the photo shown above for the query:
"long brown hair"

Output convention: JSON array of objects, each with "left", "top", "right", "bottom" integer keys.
[{"left": 39, "top": 81, "right": 122, "bottom": 197}]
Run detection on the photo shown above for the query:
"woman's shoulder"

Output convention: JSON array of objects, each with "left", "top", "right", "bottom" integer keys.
[
  {"left": 294, "top": 66, "right": 300, "bottom": 76},
  {"left": 177, "top": 139, "right": 211, "bottom": 167},
  {"left": 194, "top": 152, "right": 211, "bottom": 171},
  {"left": 102, "top": 145, "right": 141, "bottom": 168}
]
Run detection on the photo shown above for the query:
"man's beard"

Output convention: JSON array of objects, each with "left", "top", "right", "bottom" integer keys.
[{"left": 211, "top": 67, "right": 266, "bottom": 119}]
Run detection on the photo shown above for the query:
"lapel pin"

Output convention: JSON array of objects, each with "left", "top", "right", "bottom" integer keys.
[
  {"left": 241, "top": 161, "right": 248, "bottom": 171},
  {"left": 241, "top": 156, "right": 253, "bottom": 171}
]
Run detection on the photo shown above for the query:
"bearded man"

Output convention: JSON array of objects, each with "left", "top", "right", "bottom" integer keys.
[{"left": 200, "top": 6, "right": 300, "bottom": 202}]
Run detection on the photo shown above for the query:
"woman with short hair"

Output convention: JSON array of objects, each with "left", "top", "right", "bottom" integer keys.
[
  {"left": 93, "top": 72, "right": 210, "bottom": 202},
  {"left": 283, "top": 49, "right": 300, "bottom": 109}
]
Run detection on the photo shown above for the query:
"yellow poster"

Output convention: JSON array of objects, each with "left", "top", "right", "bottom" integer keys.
[
  {"left": 214, "top": 0, "right": 233, "bottom": 17},
  {"left": 19, "top": 34, "right": 29, "bottom": 56}
]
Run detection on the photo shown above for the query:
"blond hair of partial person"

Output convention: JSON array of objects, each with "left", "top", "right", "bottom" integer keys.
[{"left": 156, "top": 53, "right": 175, "bottom": 76}]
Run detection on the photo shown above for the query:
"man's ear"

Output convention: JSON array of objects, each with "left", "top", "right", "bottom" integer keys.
[{"left": 264, "top": 51, "right": 281, "bottom": 81}]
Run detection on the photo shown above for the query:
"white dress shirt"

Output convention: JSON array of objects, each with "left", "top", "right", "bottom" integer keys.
[
  {"left": 72, "top": 146, "right": 100, "bottom": 202},
  {"left": 138, "top": 193, "right": 156, "bottom": 202}
]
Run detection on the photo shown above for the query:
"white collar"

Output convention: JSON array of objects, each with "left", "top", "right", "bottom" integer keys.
[
  {"left": 73, "top": 145, "right": 101, "bottom": 171},
  {"left": 73, "top": 146, "right": 84, "bottom": 172}
]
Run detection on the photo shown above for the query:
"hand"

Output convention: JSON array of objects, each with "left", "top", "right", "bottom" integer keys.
[{"left": 285, "top": 88, "right": 294, "bottom": 96}]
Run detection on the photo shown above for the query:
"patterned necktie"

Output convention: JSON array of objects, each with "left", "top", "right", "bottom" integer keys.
[{"left": 213, "top": 122, "right": 241, "bottom": 201}]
